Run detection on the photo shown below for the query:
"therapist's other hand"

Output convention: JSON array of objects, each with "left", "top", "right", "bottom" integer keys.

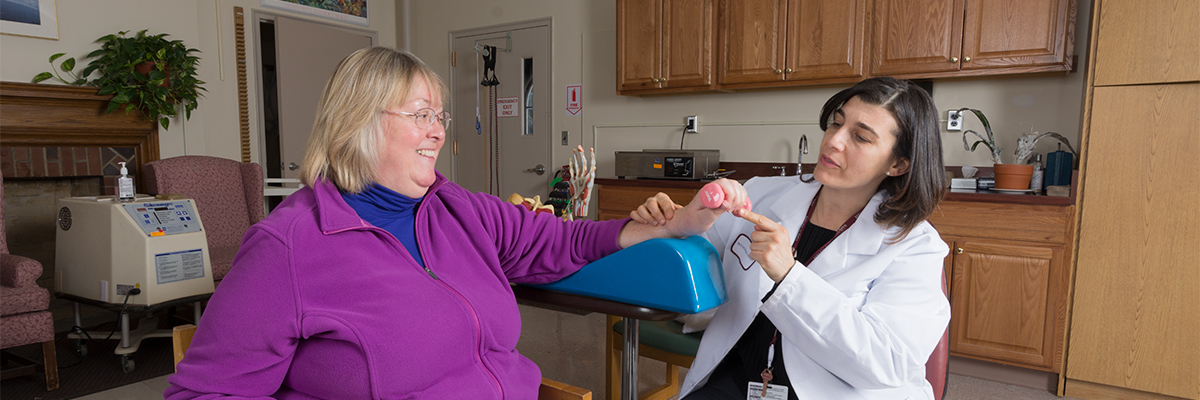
[
  {"left": 630, "top": 178, "right": 748, "bottom": 237},
  {"left": 739, "top": 210, "right": 795, "bottom": 282}
]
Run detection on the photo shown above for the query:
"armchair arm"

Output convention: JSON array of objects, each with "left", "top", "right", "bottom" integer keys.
[{"left": 0, "top": 253, "right": 43, "bottom": 288}]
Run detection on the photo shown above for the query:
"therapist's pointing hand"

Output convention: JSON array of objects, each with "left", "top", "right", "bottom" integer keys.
[{"left": 739, "top": 210, "right": 795, "bottom": 282}]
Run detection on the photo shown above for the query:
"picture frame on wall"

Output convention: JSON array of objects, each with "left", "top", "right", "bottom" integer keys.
[
  {"left": 0, "top": 0, "right": 58, "bottom": 40},
  {"left": 262, "top": 0, "right": 368, "bottom": 26}
]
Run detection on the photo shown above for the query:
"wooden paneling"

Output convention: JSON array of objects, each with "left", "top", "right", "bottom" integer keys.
[
  {"left": 617, "top": 0, "right": 662, "bottom": 92},
  {"left": 662, "top": 0, "right": 714, "bottom": 88},
  {"left": 1068, "top": 83, "right": 1200, "bottom": 399},
  {"left": 870, "top": 0, "right": 964, "bottom": 76},
  {"left": 961, "top": 0, "right": 1074, "bottom": 70},
  {"left": 718, "top": 0, "right": 787, "bottom": 84},
  {"left": 596, "top": 184, "right": 700, "bottom": 221},
  {"left": 1092, "top": 0, "right": 1200, "bottom": 86},
  {"left": 928, "top": 201, "right": 1074, "bottom": 243},
  {"left": 949, "top": 239, "right": 1065, "bottom": 370},
  {"left": 783, "top": 0, "right": 867, "bottom": 81},
  {"left": 0, "top": 82, "right": 160, "bottom": 190},
  {"left": 1065, "top": 379, "right": 1197, "bottom": 400}
]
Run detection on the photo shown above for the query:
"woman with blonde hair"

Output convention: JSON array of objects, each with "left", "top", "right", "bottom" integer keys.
[{"left": 166, "top": 47, "right": 744, "bottom": 399}]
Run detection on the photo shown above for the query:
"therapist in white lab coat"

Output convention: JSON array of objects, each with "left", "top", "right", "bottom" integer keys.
[{"left": 633, "top": 77, "right": 950, "bottom": 400}]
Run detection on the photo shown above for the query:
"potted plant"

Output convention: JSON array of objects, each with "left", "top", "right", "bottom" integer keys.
[
  {"left": 955, "top": 108, "right": 1077, "bottom": 190},
  {"left": 34, "top": 29, "right": 205, "bottom": 130}
]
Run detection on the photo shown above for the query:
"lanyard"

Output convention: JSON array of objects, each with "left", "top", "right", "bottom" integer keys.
[
  {"left": 792, "top": 188, "right": 862, "bottom": 265},
  {"left": 760, "top": 329, "right": 778, "bottom": 396}
]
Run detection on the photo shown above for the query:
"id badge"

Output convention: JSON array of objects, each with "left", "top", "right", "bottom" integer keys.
[{"left": 746, "top": 382, "right": 789, "bottom": 400}]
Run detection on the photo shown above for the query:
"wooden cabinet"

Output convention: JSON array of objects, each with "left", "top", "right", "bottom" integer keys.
[
  {"left": 617, "top": 0, "right": 716, "bottom": 95},
  {"left": 596, "top": 182, "right": 700, "bottom": 221},
  {"left": 1064, "top": 1, "right": 1199, "bottom": 398},
  {"left": 929, "top": 201, "right": 1074, "bottom": 373},
  {"left": 871, "top": 0, "right": 1076, "bottom": 79},
  {"left": 718, "top": 0, "right": 867, "bottom": 88}
]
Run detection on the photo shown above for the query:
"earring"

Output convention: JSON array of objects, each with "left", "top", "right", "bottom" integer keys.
[{"left": 886, "top": 171, "right": 891, "bottom": 176}]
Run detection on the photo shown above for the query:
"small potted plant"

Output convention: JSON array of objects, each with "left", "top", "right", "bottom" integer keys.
[
  {"left": 956, "top": 108, "right": 1077, "bottom": 190},
  {"left": 34, "top": 29, "right": 205, "bottom": 130}
]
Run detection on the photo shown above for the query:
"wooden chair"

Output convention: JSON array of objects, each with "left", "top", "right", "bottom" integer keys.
[
  {"left": 605, "top": 315, "right": 702, "bottom": 400},
  {"left": 172, "top": 324, "right": 591, "bottom": 399}
]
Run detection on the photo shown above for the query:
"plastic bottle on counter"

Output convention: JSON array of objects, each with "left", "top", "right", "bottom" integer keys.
[
  {"left": 117, "top": 162, "right": 135, "bottom": 202},
  {"left": 1029, "top": 154, "right": 1044, "bottom": 193}
]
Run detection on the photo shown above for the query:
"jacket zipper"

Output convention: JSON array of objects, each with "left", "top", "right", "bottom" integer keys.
[{"left": 412, "top": 183, "right": 505, "bottom": 399}]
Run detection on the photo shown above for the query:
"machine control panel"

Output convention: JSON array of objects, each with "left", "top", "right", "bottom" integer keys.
[{"left": 123, "top": 201, "right": 202, "bottom": 236}]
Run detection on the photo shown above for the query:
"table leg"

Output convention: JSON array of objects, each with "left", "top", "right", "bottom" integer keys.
[{"left": 621, "top": 317, "right": 639, "bottom": 400}]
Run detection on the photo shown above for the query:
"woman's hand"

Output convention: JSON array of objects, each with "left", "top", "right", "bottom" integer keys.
[
  {"left": 738, "top": 210, "right": 795, "bottom": 282},
  {"left": 629, "top": 178, "right": 749, "bottom": 238}
]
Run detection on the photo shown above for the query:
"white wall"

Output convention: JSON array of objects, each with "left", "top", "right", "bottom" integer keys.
[{"left": 0, "top": 0, "right": 396, "bottom": 162}]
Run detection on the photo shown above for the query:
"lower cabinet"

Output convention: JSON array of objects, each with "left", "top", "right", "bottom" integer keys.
[
  {"left": 596, "top": 183, "right": 700, "bottom": 221},
  {"left": 943, "top": 237, "right": 1068, "bottom": 371},
  {"left": 930, "top": 201, "right": 1075, "bottom": 374}
]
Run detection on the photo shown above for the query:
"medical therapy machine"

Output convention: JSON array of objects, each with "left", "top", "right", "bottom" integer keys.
[{"left": 55, "top": 195, "right": 214, "bottom": 372}]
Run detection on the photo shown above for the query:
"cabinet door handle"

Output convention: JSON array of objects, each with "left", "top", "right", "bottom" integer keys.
[
  {"left": 774, "top": 69, "right": 783, "bottom": 74},
  {"left": 660, "top": 78, "right": 667, "bottom": 83},
  {"left": 651, "top": 78, "right": 659, "bottom": 83},
  {"left": 950, "top": 57, "right": 959, "bottom": 63},
  {"left": 956, "top": 248, "right": 964, "bottom": 254},
  {"left": 785, "top": 68, "right": 793, "bottom": 73},
  {"left": 964, "top": 56, "right": 972, "bottom": 63}
]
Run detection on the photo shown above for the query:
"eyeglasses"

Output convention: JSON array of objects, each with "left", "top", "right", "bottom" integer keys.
[{"left": 383, "top": 108, "right": 451, "bottom": 130}]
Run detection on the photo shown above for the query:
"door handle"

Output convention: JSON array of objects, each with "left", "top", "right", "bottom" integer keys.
[
  {"left": 288, "top": 162, "right": 299, "bottom": 171},
  {"left": 525, "top": 164, "right": 546, "bottom": 175}
]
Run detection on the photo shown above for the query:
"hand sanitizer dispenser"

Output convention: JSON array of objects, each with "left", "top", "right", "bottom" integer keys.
[{"left": 117, "top": 162, "right": 135, "bottom": 202}]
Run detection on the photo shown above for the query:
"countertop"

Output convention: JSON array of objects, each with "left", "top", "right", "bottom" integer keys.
[{"left": 595, "top": 177, "right": 1076, "bottom": 207}]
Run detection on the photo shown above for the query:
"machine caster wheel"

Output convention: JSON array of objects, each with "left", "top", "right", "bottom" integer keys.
[
  {"left": 121, "top": 355, "right": 135, "bottom": 373},
  {"left": 74, "top": 341, "right": 87, "bottom": 357}
]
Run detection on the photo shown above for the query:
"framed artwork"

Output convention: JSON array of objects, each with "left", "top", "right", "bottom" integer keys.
[
  {"left": 0, "top": 0, "right": 58, "bottom": 40},
  {"left": 262, "top": 0, "right": 368, "bottom": 26}
]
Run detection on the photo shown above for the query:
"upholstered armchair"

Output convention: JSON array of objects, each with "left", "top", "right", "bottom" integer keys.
[
  {"left": 144, "top": 156, "right": 265, "bottom": 283},
  {"left": 0, "top": 176, "right": 59, "bottom": 390}
]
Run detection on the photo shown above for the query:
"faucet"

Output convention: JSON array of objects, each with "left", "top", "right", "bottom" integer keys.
[{"left": 797, "top": 134, "right": 809, "bottom": 176}]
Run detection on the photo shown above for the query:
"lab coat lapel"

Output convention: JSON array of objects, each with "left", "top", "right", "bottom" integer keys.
[{"left": 800, "top": 190, "right": 888, "bottom": 277}]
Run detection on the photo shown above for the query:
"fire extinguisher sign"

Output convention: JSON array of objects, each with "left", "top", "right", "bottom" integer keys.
[{"left": 565, "top": 84, "right": 582, "bottom": 116}]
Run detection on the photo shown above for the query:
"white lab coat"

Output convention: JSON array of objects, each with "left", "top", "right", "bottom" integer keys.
[{"left": 679, "top": 176, "right": 950, "bottom": 400}]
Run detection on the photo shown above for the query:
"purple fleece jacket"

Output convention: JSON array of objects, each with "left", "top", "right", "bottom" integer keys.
[{"left": 165, "top": 172, "right": 628, "bottom": 399}]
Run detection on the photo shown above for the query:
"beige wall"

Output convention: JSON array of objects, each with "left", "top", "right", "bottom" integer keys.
[{"left": 0, "top": 0, "right": 396, "bottom": 162}]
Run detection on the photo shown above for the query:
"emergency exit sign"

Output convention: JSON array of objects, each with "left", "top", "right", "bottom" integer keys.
[{"left": 497, "top": 97, "right": 519, "bottom": 117}]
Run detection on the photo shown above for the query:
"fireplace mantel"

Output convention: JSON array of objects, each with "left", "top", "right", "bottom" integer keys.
[{"left": 1, "top": 81, "right": 159, "bottom": 189}]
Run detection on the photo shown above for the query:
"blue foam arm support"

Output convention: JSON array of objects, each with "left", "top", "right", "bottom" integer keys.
[{"left": 530, "top": 236, "right": 727, "bottom": 314}]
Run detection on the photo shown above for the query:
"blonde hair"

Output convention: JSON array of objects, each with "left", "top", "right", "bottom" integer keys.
[{"left": 299, "top": 47, "right": 447, "bottom": 193}]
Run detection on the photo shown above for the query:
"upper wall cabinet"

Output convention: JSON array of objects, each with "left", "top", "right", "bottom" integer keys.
[
  {"left": 871, "top": 0, "right": 1076, "bottom": 79},
  {"left": 718, "top": 0, "right": 868, "bottom": 89},
  {"left": 617, "top": 0, "right": 717, "bottom": 95}
]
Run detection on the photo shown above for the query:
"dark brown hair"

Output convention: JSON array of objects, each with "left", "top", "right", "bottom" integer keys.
[{"left": 816, "top": 77, "right": 946, "bottom": 242}]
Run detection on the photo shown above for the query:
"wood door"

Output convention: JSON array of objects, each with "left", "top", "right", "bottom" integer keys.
[
  {"left": 871, "top": 0, "right": 965, "bottom": 77},
  {"left": 783, "top": 0, "right": 867, "bottom": 81},
  {"left": 661, "top": 0, "right": 715, "bottom": 89},
  {"left": 719, "top": 0, "right": 787, "bottom": 84},
  {"left": 1068, "top": 84, "right": 1200, "bottom": 399},
  {"left": 1092, "top": 0, "right": 1200, "bottom": 86},
  {"left": 950, "top": 239, "right": 1062, "bottom": 370},
  {"left": 960, "top": 0, "right": 1073, "bottom": 71},
  {"left": 617, "top": 0, "right": 663, "bottom": 92}
]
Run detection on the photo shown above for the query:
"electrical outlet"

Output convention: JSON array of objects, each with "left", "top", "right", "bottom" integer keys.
[
  {"left": 685, "top": 116, "right": 699, "bottom": 133},
  {"left": 561, "top": 131, "right": 569, "bottom": 146},
  {"left": 947, "top": 110, "right": 962, "bottom": 131}
]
